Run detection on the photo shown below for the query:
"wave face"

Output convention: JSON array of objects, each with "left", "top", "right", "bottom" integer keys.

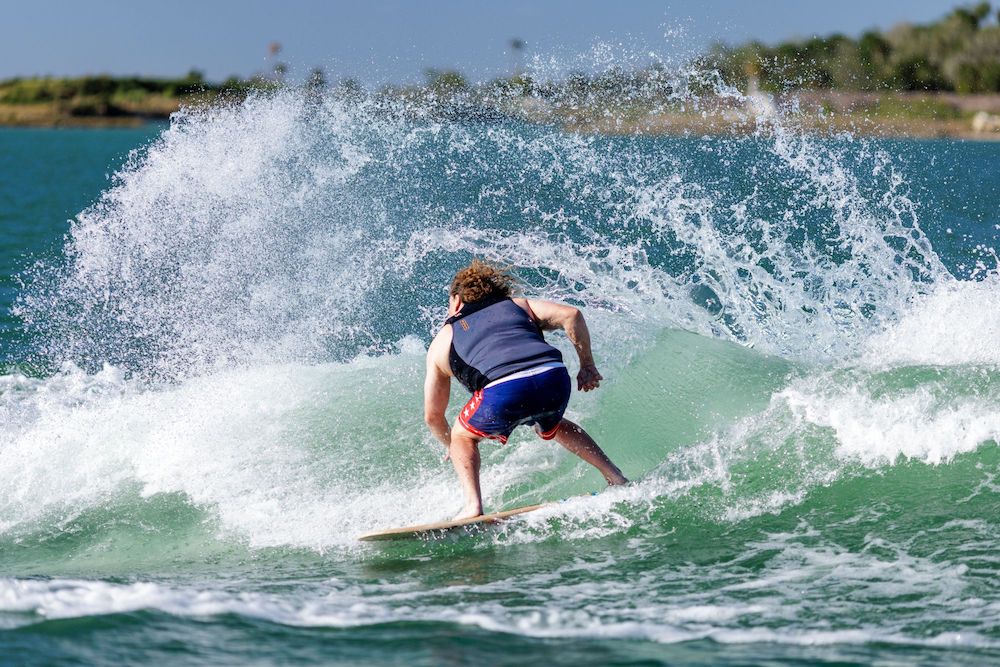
[
  {"left": 2, "top": 78, "right": 999, "bottom": 664},
  {"left": 15, "top": 86, "right": 946, "bottom": 378}
]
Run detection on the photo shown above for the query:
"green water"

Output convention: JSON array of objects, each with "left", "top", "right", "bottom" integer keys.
[
  {"left": 1, "top": 94, "right": 999, "bottom": 666},
  {"left": 0, "top": 126, "right": 164, "bottom": 357}
]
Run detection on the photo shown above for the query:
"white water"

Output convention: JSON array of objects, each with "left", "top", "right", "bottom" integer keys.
[
  {"left": 2, "top": 77, "right": 996, "bottom": 557},
  {"left": 2, "top": 546, "right": 997, "bottom": 648},
  {"left": 1, "top": 74, "right": 999, "bottom": 662},
  {"left": 2, "top": 278, "right": 998, "bottom": 551}
]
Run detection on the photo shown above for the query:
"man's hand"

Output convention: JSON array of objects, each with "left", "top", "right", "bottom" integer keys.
[{"left": 577, "top": 364, "right": 603, "bottom": 391}]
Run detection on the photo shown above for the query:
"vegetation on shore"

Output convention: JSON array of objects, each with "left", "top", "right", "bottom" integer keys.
[
  {"left": 3, "top": 2, "right": 1000, "bottom": 137},
  {"left": 711, "top": 2, "right": 1000, "bottom": 94},
  {"left": 0, "top": 70, "right": 284, "bottom": 127}
]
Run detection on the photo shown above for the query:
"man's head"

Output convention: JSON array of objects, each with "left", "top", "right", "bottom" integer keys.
[{"left": 449, "top": 260, "right": 514, "bottom": 311}]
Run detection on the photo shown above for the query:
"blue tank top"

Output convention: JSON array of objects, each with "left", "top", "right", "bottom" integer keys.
[{"left": 446, "top": 298, "right": 564, "bottom": 393}]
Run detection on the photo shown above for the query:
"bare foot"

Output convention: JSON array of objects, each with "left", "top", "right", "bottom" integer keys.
[
  {"left": 607, "top": 474, "right": 630, "bottom": 486},
  {"left": 453, "top": 505, "right": 483, "bottom": 521}
]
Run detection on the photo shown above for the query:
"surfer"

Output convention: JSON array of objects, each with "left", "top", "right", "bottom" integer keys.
[{"left": 424, "top": 260, "right": 628, "bottom": 520}]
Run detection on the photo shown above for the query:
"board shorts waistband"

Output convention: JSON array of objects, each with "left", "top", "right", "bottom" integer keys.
[{"left": 484, "top": 362, "right": 565, "bottom": 388}]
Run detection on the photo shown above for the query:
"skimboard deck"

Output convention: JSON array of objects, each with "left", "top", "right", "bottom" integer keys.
[{"left": 358, "top": 503, "right": 548, "bottom": 542}]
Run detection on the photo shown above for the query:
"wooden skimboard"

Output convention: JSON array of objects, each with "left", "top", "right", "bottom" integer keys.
[{"left": 358, "top": 503, "right": 548, "bottom": 542}]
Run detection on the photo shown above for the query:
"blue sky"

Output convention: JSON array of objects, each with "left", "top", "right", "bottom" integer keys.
[{"left": 1, "top": 0, "right": 966, "bottom": 86}]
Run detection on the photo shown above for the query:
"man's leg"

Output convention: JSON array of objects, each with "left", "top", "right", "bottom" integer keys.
[
  {"left": 450, "top": 420, "right": 484, "bottom": 520},
  {"left": 550, "top": 419, "right": 628, "bottom": 486}
]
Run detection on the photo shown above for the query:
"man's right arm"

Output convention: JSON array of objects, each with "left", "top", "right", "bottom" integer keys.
[{"left": 523, "top": 299, "right": 603, "bottom": 392}]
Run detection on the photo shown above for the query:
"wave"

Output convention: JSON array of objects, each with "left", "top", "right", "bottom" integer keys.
[
  {"left": 1, "top": 323, "right": 996, "bottom": 564},
  {"left": 14, "top": 83, "right": 949, "bottom": 381},
  {"left": 2, "top": 74, "right": 997, "bottom": 571},
  {"left": 3, "top": 558, "right": 997, "bottom": 649}
]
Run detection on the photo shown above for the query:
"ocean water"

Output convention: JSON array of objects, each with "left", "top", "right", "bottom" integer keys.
[{"left": 0, "top": 86, "right": 998, "bottom": 666}]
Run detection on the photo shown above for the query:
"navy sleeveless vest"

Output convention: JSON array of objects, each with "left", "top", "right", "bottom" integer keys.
[{"left": 445, "top": 298, "right": 564, "bottom": 393}]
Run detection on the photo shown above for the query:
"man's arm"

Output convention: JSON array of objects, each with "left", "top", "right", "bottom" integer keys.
[
  {"left": 519, "top": 298, "right": 603, "bottom": 392},
  {"left": 424, "top": 328, "right": 453, "bottom": 448}
]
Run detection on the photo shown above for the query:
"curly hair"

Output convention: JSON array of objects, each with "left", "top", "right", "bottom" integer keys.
[{"left": 450, "top": 260, "right": 515, "bottom": 304}]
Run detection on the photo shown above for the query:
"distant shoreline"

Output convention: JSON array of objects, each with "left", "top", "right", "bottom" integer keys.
[
  {"left": 533, "top": 90, "right": 1000, "bottom": 141},
  {"left": 0, "top": 73, "right": 261, "bottom": 130},
  {"left": 2, "top": 88, "right": 1000, "bottom": 141}
]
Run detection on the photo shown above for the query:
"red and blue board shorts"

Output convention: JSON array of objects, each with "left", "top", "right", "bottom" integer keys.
[{"left": 458, "top": 363, "right": 571, "bottom": 444}]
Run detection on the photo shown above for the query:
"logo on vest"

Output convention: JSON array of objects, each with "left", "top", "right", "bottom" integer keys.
[{"left": 460, "top": 319, "right": 469, "bottom": 331}]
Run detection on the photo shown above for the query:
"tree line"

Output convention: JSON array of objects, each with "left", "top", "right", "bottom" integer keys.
[
  {"left": 0, "top": 70, "right": 278, "bottom": 106},
  {"left": 4, "top": 1, "right": 1000, "bottom": 117},
  {"left": 710, "top": 2, "right": 1000, "bottom": 93}
]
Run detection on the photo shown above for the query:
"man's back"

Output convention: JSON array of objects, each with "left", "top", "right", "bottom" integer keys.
[{"left": 447, "top": 298, "right": 563, "bottom": 392}]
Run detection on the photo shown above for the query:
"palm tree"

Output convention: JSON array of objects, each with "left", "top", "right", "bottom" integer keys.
[
  {"left": 510, "top": 38, "right": 525, "bottom": 76},
  {"left": 267, "top": 42, "right": 286, "bottom": 82}
]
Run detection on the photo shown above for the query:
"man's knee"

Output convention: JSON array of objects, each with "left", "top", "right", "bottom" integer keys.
[{"left": 535, "top": 418, "right": 565, "bottom": 440}]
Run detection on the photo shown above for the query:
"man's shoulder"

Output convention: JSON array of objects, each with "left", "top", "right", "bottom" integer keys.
[
  {"left": 432, "top": 322, "right": 454, "bottom": 342},
  {"left": 427, "top": 324, "right": 453, "bottom": 356},
  {"left": 510, "top": 297, "right": 533, "bottom": 313}
]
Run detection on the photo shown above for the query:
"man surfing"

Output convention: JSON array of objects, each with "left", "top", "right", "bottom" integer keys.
[{"left": 424, "top": 260, "right": 628, "bottom": 520}]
